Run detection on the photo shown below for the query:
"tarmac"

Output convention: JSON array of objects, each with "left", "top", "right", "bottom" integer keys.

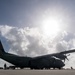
[{"left": 0, "top": 69, "right": 75, "bottom": 75}]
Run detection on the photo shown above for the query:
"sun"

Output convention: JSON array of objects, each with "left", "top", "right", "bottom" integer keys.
[{"left": 42, "top": 17, "right": 60, "bottom": 37}]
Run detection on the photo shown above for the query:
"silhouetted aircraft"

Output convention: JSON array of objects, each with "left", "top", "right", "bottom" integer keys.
[{"left": 0, "top": 40, "right": 75, "bottom": 69}]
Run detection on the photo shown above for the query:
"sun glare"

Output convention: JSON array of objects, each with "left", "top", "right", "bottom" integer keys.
[{"left": 42, "top": 17, "right": 60, "bottom": 37}]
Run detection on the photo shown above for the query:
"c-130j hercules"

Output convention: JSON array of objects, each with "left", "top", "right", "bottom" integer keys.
[{"left": 0, "top": 40, "right": 75, "bottom": 69}]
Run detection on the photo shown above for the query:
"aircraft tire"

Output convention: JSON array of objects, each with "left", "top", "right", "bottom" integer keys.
[
  {"left": 58, "top": 67, "right": 61, "bottom": 70},
  {"left": 20, "top": 67, "right": 24, "bottom": 69},
  {"left": 30, "top": 67, "right": 33, "bottom": 70}
]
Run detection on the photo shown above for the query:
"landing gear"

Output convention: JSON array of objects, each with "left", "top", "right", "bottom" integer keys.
[
  {"left": 20, "top": 67, "right": 24, "bottom": 69},
  {"left": 30, "top": 67, "right": 33, "bottom": 70},
  {"left": 58, "top": 67, "right": 61, "bottom": 70}
]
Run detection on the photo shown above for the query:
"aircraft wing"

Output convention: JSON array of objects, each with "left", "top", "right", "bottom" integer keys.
[
  {"left": 35, "top": 49, "right": 75, "bottom": 59},
  {"left": 47, "top": 49, "right": 75, "bottom": 56},
  {"left": 59, "top": 49, "right": 75, "bottom": 54}
]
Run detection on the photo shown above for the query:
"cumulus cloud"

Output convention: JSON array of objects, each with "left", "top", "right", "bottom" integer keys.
[
  {"left": 0, "top": 25, "right": 48, "bottom": 56},
  {"left": 0, "top": 25, "right": 75, "bottom": 68}
]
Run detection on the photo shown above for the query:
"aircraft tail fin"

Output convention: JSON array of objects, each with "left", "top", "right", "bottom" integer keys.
[{"left": 0, "top": 40, "right": 5, "bottom": 54}]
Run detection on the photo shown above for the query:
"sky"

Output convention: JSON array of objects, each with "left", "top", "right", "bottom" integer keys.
[{"left": 0, "top": 0, "right": 75, "bottom": 68}]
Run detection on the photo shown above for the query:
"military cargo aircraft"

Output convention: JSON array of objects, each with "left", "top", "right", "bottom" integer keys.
[{"left": 0, "top": 40, "right": 75, "bottom": 69}]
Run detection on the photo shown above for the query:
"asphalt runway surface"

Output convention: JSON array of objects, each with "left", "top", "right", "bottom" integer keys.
[{"left": 0, "top": 69, "right": 75, "bottom": 75}]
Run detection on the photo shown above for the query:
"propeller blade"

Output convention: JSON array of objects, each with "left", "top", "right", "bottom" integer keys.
[
  {"left": 67, "top": 54, "right": 70, "bottom": 56},
  {"left": 66, "top": 57, "right": 69, "bottom": 61}
]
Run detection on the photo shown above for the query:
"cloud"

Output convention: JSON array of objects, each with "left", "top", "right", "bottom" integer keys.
[
  {"left": 0, "top": 25, "right": 48, "bottom": 56},
  {"left": 0, "top": 25, "right": 75, "bottom": 68}
]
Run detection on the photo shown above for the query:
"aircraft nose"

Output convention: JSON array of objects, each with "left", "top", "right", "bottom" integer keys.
[
  {"left": 62, "top": 62, "right": 65, "bottom": 66},
  {"left": 60, "top": 61, "right": 65, "bottom": 67}
]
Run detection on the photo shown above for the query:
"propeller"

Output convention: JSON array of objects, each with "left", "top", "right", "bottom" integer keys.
[
  {"left": 67, "top": 54, "right": 70, "bottom": 56},
  {"left": 64, "top": 54, "right": 70, "bottom": 62}
]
